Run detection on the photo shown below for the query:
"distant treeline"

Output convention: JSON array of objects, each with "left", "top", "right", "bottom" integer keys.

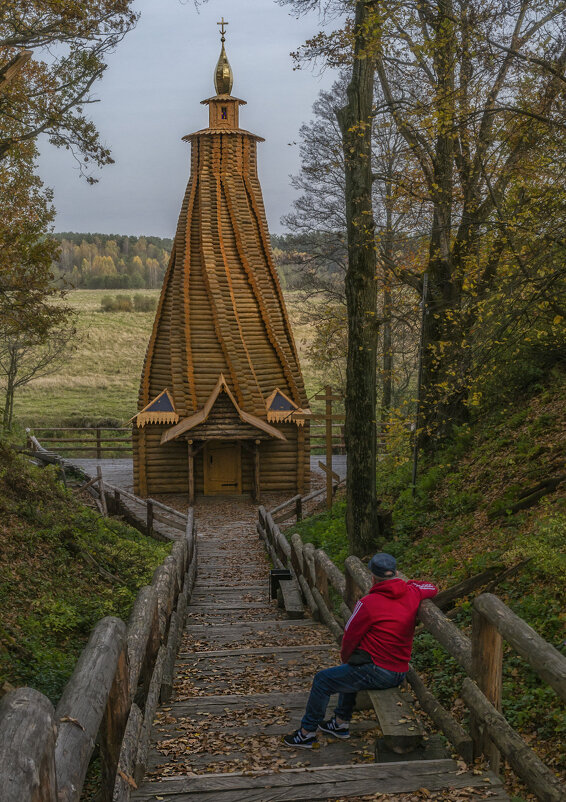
[
  {"left": 52, "top": 232, "right": 319, "bottom": 290},
  {"left": 53, "top": 232, "right": 173, "bottom": 289}
]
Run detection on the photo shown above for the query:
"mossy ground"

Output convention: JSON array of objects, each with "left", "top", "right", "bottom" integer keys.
[{"left": 0, "top": 443, "right": 170, "bottom": 702}]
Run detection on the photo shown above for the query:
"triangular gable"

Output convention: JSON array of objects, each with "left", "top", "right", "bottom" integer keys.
[
  {"left": 161, "top": 374, "right": 286, "bottom": 444},
  {"left": 266, "top": 387, "right": 311, "bottom": 427},
  {"left": 132, "top": 389, "right": 179, "bottom": 428}
]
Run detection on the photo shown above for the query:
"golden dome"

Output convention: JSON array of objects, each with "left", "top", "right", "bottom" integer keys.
[{"left": 214, "top": 18, "right": 233, "bottom": 95}]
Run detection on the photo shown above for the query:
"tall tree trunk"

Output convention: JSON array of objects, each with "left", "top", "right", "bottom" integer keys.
[
  {"left": 2, "top": 349, "right": 17, "bottom": 431},
  {"left": 419, "top": 0, "right": 459, "bottom": 447},
  {"left": 336, "top": 0, "right": 380, "bottom": 556},
  {"left": 380, "top": 165, "right": 394, "bottom": 434}
]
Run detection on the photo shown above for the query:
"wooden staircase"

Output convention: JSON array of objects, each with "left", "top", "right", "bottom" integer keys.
[{"left": 131, "top": 503, "right": 508, "bottom": 802}]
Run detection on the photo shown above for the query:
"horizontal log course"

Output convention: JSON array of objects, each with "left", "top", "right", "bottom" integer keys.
[
  {"left": 474, "top": 594, "right": 566, "bottom": 703},
  {"left": 461, "top": 677, "right": 565, "bottom": 802},
  {"left": 55, "top": 617, "right": 127, "bottom": 802},
  {"left": 0, "top": 687, "right": 58, "bottom": 802}
]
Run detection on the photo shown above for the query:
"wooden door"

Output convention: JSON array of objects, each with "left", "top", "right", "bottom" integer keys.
[{"left": 204, "top": 442, "right": 241, "bottom": 494}]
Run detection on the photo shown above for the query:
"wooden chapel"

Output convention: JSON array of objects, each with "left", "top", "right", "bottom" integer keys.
[{"left": 132, "top": 21, "right": 310, "bottom": 502}]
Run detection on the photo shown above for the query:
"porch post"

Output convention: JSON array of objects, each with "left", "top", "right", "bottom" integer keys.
[
  {"left": 187, "top": 440, "right": 195, "bottom": 506},
  {"left": 253, "top": 439, "right": 261, "bottom": 502}
]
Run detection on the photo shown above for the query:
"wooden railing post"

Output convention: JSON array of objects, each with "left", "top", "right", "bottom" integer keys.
[
  {"left": 97, "top": 466, "right": 108, "bottom": 517},
  {"left": 99, "top": 641, "right": 130, "bottom": 801},
  {"left": 471, "top": 606, "right": 503, "bottom": 773},
  {"left": 55, "top": 617, "right": 127, "bottom": 802},
  {"left": 114, "top": 488, "right": 121, "bottom": 515},
  {"left": 96, "top": 427, "right": 102, "bottom": 459},
  {"left": 146, "top": 500, "right": 154, "bottom": 539},
  {"left": 314, "top": 551, "right": 330, "bottom": 607},
  {"left": 296, "top": 495, "right": 302, "bottom": 521}
]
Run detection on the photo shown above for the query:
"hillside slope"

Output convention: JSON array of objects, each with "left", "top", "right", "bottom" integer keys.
[
  {"left": 0, "top": 444, "right": 169, "bottom": 701},
  {"left": 292, "top": 367, "right": 565, "bottom": 795}
]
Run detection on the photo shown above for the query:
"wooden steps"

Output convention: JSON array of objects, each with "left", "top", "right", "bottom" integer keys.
[
  {"left": 131, "top": 499, "right": 509, "bottom": 802},
  {"left": 134, "top": 759, "right": 506, "bottom": 801}
]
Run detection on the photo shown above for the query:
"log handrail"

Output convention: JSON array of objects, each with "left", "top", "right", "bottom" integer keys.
[
  {"left": 269, "top": 480, "right": 346, "bottom": 524},
  {"left": 27, "top": 427, "right": 132, "bottom": 458},
  {"left": 0, "top": 505, "right": 198, "bottom": 802},
  {"left": 474, "top": 593, "right": 566, "bottom": 703},
  {"left": 258, "top": 511, "right": 564, "bottom": 802}
]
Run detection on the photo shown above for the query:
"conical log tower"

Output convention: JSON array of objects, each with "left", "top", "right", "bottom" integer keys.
[{"left": 133, "top": 30, "right": 310, "bottom": 501}]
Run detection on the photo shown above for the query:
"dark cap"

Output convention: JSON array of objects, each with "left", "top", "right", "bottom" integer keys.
[{"left": 368, "top": 552, "right": 397, "bottom": 578}]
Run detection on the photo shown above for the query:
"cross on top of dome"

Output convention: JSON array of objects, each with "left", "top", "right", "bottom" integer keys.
[{"left": 214, "top": 17, "right": 233, "bottom": 95}]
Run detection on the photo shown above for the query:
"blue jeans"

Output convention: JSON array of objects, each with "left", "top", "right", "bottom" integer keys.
[{"left": 301, "top": 662, "right": 405, "bottom": 732}]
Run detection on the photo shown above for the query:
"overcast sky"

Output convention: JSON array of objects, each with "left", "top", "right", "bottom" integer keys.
[{"left": 37, "top": 0, "right": 338, "bottom": 239}]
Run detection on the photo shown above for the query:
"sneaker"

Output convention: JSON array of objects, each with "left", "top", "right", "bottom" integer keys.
[
  {"left": 283, "top": 728, "right": 317, "bottom": 749},
  {"left": 318, "top": 716, "right": 350, "bottom": 739}
]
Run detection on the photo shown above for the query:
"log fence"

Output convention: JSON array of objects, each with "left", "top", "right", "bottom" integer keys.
[
  {"left": 257, "top": 509, "right": 566, "bottom": 802},
  {"left": 27, "top": 427, "right": 133, "bottom": 458},
  {"left": 27, "top": 433, "right": 187, "bottom": 542},
  {"left": 268, "top": 478, "right": 346, "bottom": 526},
  {"left": 0, "top": 510, "right": 198, "bottom": 802}
]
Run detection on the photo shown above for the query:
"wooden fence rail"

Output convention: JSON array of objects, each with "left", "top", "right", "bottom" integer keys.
[
  {"left": 28, "top": 427, "right": 133, "bottom": 458},
  {"left": 257, "top": 509, "right": 565, "bottom": 802},
  {"left": 268, "top": 478, "right": 346, "bottom": 526},
  {"left": 0, "top": 509, "right": 198, "bottom": 802}
]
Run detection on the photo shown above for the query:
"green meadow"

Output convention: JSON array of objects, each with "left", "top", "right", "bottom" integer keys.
[{"left": 13, "top": 289, "right": 324, "bottom": 428}]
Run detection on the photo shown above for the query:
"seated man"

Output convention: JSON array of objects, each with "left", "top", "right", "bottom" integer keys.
[{"left": 283, "top": 552, "right": 438, "bottom": 748}]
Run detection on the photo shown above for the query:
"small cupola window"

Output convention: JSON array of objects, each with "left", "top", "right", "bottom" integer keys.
[{"left": 221, "top": 106, "right": 228, "bottom": 120}]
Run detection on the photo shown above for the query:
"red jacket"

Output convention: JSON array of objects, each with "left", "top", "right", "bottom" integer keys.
[{"left": 341, "top": 578, "right": 438, "bottom": 672}]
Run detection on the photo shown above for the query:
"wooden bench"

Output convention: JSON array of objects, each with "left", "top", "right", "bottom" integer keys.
[
  {"left": 368, "top": 685, "right": 426, "bottom": 756},
  {"left": 277, "top": 578, "right": 305, "bottom": 619}
]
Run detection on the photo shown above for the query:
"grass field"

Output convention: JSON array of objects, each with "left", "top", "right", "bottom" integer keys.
[{"left": 13, "top": 289, "right": 327, "bottom": 428}]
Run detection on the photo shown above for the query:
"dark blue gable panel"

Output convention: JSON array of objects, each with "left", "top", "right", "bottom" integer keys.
[
  {"left": 147, "top": 394, "right": 175, "bottom": 412},
  {"left": 269, "top": 391, "right": 296, "bottom": 412}
]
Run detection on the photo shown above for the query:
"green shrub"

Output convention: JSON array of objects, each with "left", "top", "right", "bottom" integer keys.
[
  {"left": 100, "top": 294, "right": 133, "bottom": 312},
  {"left": 133, "top": 294, "right": 157, "bottom": 312}
]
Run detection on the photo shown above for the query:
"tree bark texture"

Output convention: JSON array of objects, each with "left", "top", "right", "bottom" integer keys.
[{"left": 336, "top": 0, "right": 380, "bottom": 556}]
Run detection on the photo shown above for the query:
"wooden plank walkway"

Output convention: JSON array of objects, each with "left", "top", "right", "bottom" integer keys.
[{"left": 131, "top": 500, "right": 508, "bottom": 802}]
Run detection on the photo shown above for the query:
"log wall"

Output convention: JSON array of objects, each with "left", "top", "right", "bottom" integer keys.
[{"left": 134, "top": 420, "right": 310, "bottom": 496}]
